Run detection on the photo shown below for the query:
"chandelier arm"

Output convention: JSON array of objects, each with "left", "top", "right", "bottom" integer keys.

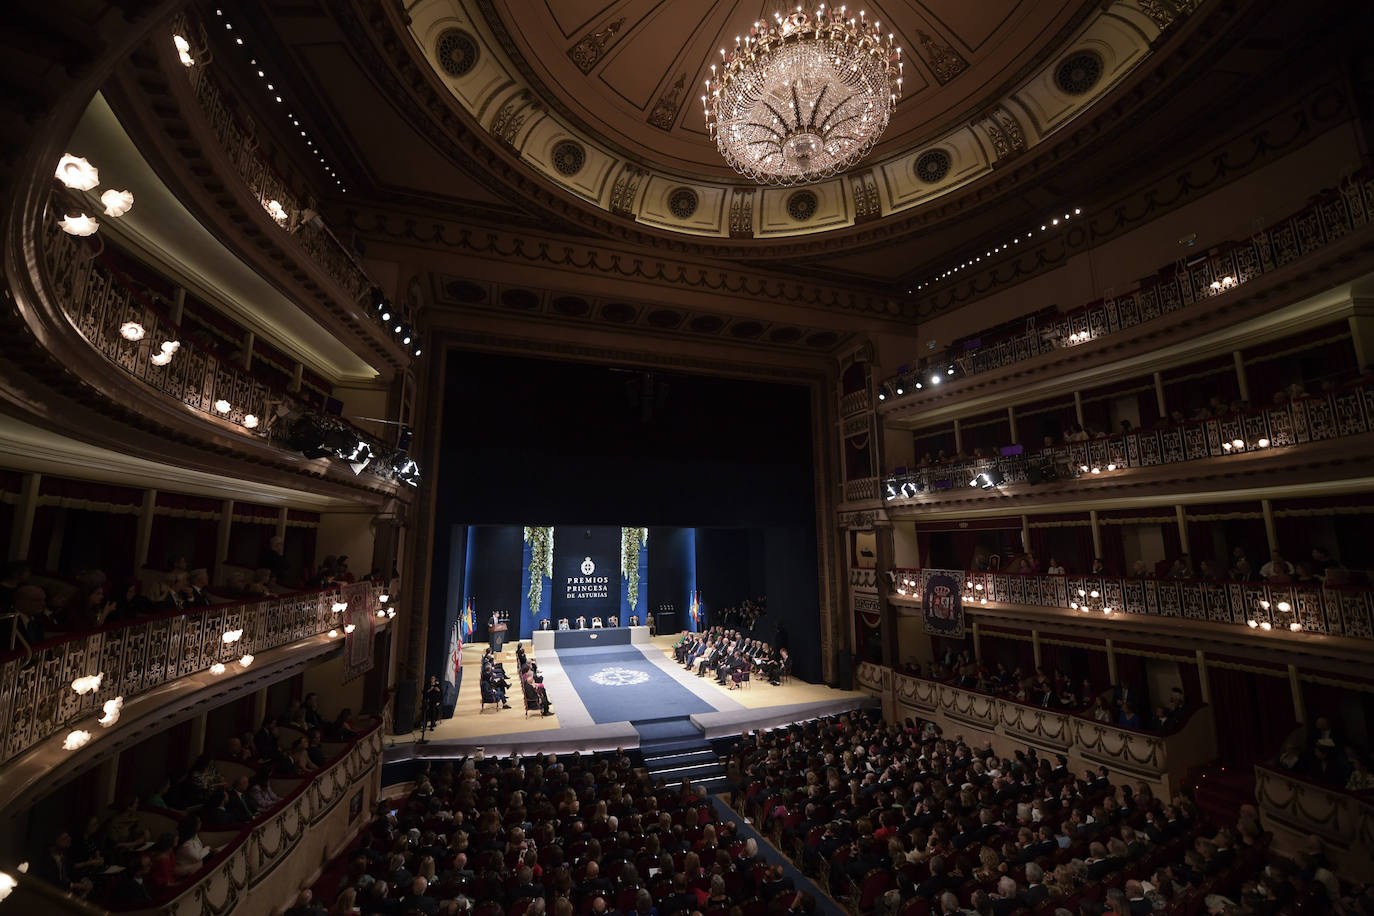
[
  {"left": 742, "top": 119, "right": 789, "bottom": 143},
  {"left": 805, "top": 84, "right": 831, "bottom": 131},
  {"left": 760, "top": 99, "right": 797, "bottom": 133},
  {"left": 790, "top": 83, "right": 804, "bottom": 128},
  {"left": 814, "top": 90, "right": 860, "bottom": 134}
]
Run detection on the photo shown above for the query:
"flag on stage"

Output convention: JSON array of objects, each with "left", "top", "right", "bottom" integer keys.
[
  {"left": 689, "top": 590, "right": 700, "bottom": 630},
  {"left": 446, "top": 620, "right": 462, "bottom": 697},
  {"left": 461, "top": 597, "right": 475, "bottom": 641}
]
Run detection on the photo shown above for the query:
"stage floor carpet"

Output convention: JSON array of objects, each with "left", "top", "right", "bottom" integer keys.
[{"left": 392, "top": 635, "right": 869, "bottom": 752}]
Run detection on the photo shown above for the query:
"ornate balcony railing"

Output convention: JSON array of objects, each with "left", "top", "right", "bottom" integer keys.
[
  {"left": 857, "top": 663, "right": 1217, "bottom": 794},
  {"left": 40, "top": 220, "right": 409, "bottom": 484},
  {"left": 881, "top": 167, "right": 1374, "bottom": 398},
  {"left": 844, "top": 476, "right": 880, "bottom": 503},
  {"left": 849, "top": 568, "right": 878, "bottom": 590},
  {"left": 839, "top": 389, "right": 871, "bottom": 417},
  {"left": 0, "top": 583, "right": 384, "bottom": 767},
  {"left": 176, "top": 12, "right": 373, "bottom": 307},
  {"left": 883, "top": 377, "right": 1374, "bottom": 500},
  {"left": 1254, "top": 764, "right": 1374, "bottom": 875},
  {"left": 142, "top": 721, "right": 383, "bottom": 916},
  {"left": 884, "top": 567, "right": 1374, "bottom": 640}
]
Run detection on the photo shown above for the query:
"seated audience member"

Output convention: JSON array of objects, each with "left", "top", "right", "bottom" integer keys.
[
  {"left": 1259, "top": 549, "right": 1293, "bottom": 582},
  {"left": 173, "top": 814, "right": 215, "bottom": 876}
]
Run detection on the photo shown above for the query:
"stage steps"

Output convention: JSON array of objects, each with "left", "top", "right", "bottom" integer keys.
[{"left": 637, "top": 716, "right": 730, "bottom": 795}]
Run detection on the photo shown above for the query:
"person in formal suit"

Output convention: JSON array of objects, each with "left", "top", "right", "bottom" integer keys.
[
  {"left": 1022, "top": 863, "right": 1050, "bottom": 907},
  {"left": 991, "top": 876, "right": 1024, "bottom": 916},
  {"left": 422, "top": 675, "right": 442, "bottom": 729},
  {"left": 110, "top": 854, "right": 155, "bottom": 906},
  {"left": 400, "top": 877, "right": 438, "bottom": 915},
  {"left": 227, "top": 775, "right": 256, "bottom": 822}
]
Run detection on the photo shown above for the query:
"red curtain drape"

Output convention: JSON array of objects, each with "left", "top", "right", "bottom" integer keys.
[{"left": 1207, "top": 666, "right": 1296, "bottom": 765}]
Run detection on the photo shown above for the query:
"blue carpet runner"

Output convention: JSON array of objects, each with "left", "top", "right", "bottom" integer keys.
[{"left": 554, "top": 644, "right": 716, "bottom": 724}]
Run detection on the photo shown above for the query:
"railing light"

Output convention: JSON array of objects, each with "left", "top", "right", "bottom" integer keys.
[
  {"left": 100, "top": 188, "right": 135, "bottom": 217},
  {"left": 99, "top": 696, "right": 123, "bottom": 727},
  {"left": 386, "top": 608, "right": 395, "bottom": 618},
  {"left": 344, "top": 623, "right": 356, "bottom": 634},
  {"left": 378, "top": 593, "right": 389, "bottom": 603},
  {"left": 1247, "top": 618, "right": 1259, "bottom": 628},
  {"left": 239, "top": 654, "right": 253, "bottom": 667},
  {"left": 71, "top": 673, "right": 104, "bottom": 695},
  {"left": 0, "top": 871, "right": 14, "bottom": 902},
  {"left": 214, "top": 399, "right": 232, "bottom": 414},
  {"left": 328, "top": 629, "right": 339, "bottom": 638},
  {"left": 210, "top": 662, "right": 226, "bottom": 675},
  {"left": 64, "top": 730, "right": 92, "bottom": 750},
  {"left": 1276, "top": 601, "right": 1291, "bottom": 613},
  {"left": 1257, "top": 437, "right": 1270, "bottom": 448},
  {"left": 243, "top": 414, "right": 259, "bottom": 428},
  {"left": 59, "top": 213, "right": 99, "bottom": 236},
  {"left": 332, "top": 601, "right": 348, "bottom": 613},
  {"left": 120, "top": 321, "right": 146, "bottom": 341},
  {"left": 1289, "top": 622, "right": 1302, "bottom": 632},
  {"left": 1259, "top": 621, "right": 1272, "bottom": 631}
]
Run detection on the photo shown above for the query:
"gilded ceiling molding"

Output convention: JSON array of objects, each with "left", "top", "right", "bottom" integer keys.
[
  {"left": 347, "top": 208, "right": 910, "bottom": 319},
  {"left": 568, "top": 17, "right": 625, "bottom": 74},
  {"left": 393, "top": 0, "right": 1181, "bottom": 241},
  {"left": 334, "top": 0, "right": 1272, "bottom": 264}
]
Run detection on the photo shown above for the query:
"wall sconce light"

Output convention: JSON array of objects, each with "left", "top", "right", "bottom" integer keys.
[
  {"left": 120, "top": 321, "right": 146, "bottom": 341},
  {"left": 100, "top": 189, "right": 135, "bottom": 217},
  {"left": 59, "top": 213, "right": 100, "bottom": 236},
  {"left": 64, "top": 730, "right": 92, "bottom": 750},
  {"left": 56, "top": 154, "right": 100, "bottom": 190}
]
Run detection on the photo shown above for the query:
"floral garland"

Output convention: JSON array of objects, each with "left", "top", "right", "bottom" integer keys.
[
  {"left": 523, "top": 526, "right": 554, "bottom": 618},
  {"left": 621, "top": 527, "right": 648, "bottom": 612}
]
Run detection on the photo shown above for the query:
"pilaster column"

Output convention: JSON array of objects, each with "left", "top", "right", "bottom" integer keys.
[
  {"left": 135, "top": 488, "right": 157, "bottom": 569},
  {"left": 96, "top": 757, "right": 119, "bottom": 812},
  {"left": 9, "top": 472, "right": 40, "bottom": 561},
  {"left": 1288, "top": 664, "right": 1305, "bottom": 725},
  {"left": 1195, "top": 649, "right": 1211, "bottom": 703},
  {"left": 1007, "top": 406, "right": 1017, "bottom": 445},
  {"left": 1176, "top": 506, "right": 1190, "bottom": 555},
  {"left": 277, "top": 507, "right": 288, "bottom": 542},
  {"left": 1348, "top": 306, "right": 1374, "bottom": 372},
  {"left": 216, "top": 500, "right": 234, "bottom": 572},
  {"left": 953, "top": 418, "right": 963, "bottom": 456},
  {"left": 242, "top": 331, "right": 254, "bottom": 371},
  {"left": 290, "top": 362, "right": 303, "bottom": 394},
  {"left": 1073, "top": 391, "right": 1085, "bottom": 426},
  {"left": 171, "top": 287, "right": 185, "bottom": 325},
  {"left": 1031, "top": 629, "right": 1042, "bottom": 668},
  {"left": 1232, "top": 351, "right": 1249, "bottom": 403},
  {"left": 1106, "top": 638, "right": 1118, "bottom": 685},
  {"left": 972, "top": 620, "right": 982, "bottom": 664},
  {"left": 1021, "top": 516, "right": 1031, "bottom": 555},
  {"left": 1153, "top": 372, "right": 1167, "bottom": 417},
  {"left": 875, "top": 523, "right": 898, "bottom": 669},
  {"left": 1089, "top": 510, "right": 1102, "bottom": 558},
  {"left": 190, "top": 712, "right": 207, "bottom": 756},
  {"left": 1261, "top": 499, "right": 1278, "bottom": 553}
]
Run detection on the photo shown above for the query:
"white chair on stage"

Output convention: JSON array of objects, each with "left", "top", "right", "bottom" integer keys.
[
  {"left": 608, "top": 616, "right": 618, "bottom": 627},
  {"left": 558, "top": 618, "right": 570, "bottom": 631},
  {"left": 629, "top": 615, "right": 639, "bottom": 626},
  {"left": 591, "top": 617, "right": 604, "bottom": 628},
  {"left": 538, "top": 618, "right": 552, "bottom": 630}
]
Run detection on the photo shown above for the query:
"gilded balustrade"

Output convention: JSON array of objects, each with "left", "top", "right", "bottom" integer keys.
[
  {"left": 0, "top": 583, "right": 383, "bottom": 766},
  {"left": 885, "top": 378, "right": 1374, "bottom": 504},
  {"left": 884, "top": 567, "right": 1374, "bottom": 640},
  {"left": 881, "top": 170, "right": 1374, "bottom": 396}
]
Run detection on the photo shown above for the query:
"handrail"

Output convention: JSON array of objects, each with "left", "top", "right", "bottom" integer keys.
[
  {"left": 173, "top": 11, "right": 390, "bottom": 321},
  {"left": 883, "top": 377, "right": 1374, "bottom": 499},
  {"left": 0, "top": 582, "right": 385, "bottom": 766},
  {"left": 881, "top": 167, "right": 1374, "bottom": 398},
  {"left": 114, "top": 721, "right": 384, "bottom": 915},
  {"left": 40, "top": 218, "right": 408, "bottom": 484},
  {"left": 880, "top": 567, "right": 1373, "bottom": 639}
]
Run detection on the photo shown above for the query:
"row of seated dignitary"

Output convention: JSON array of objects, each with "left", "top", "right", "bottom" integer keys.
[
  {"left": 516, "top": 644, "right": 553, "bottom": 717},
  {"left": 480, "top": 648, "right": 512, "bottom": 709},
  {"left": 674, "top": 627, "right": 791, "bottom": 687}
]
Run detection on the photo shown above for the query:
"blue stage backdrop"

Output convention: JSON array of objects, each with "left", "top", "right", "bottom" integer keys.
[{"left": 552, "top": 526, "right": 622, "bottom": 624}]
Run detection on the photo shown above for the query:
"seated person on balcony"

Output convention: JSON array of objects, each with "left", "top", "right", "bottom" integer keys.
[
  {"left": 181, "top": 568, "right": 213, "bottom": 606},
  {"left": 1118, "top": 701, "right": 1143, "bottom": 729},
  {"left": 16, "top": 584, "right": 60, "bottom": 644},
  {"left": 226, "top": 775, "right": 256, "bottom": 822},
  {"left": 335, "top": 555, "right": 355, "bottom": 584},
  {"left": 1229, "top": 547, "right": 1253, "bottom": 580},
  {"left": 255, "top": 715, "right": 283, "bottom": 760},
  {"left": 261, "top": 535, "right": 289, "bottom": 586},
  {"left": 1046, "top": 557, "right": 1066, "bottom": 575},
  {"left": 330, "top": 708, "right": 359, "bottom": 740},
  {"left": 1260, "top": 549, "right": 1294, "bottom": 582},
  {"left": 1292, "top": 561, "right": 1322, "bottom": 584},
  {"left": 1167, "top": 556, "right": 1193, "bottom": 578},
  {"left": 306, "top": 728, "right": 328, "bottom": 767},
  {"left": 173, "top": 814, "right": 215, "bottom": 877},
  {"left": 34, "top": 829, "right": 94, "bottom": 898},
  {"left": 246, "top": 567, "right": 277, "bottom": 597},
  {"left": 248, "top": 771, "right": 281, "bottom": 811},
  {"left": 203, "top": 788, "right": 244, "bottom": 827},
  {"left": 1197, "top": 559, "right": 1221, "bottom": 580}
]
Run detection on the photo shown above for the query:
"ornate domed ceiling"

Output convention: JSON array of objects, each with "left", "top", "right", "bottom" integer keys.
[
  {"left": 481, "top": 0, "right": 1092, "bottom": 179},
  {"left": 404, "top": 0, "right": 1184, "bottom": 239}
]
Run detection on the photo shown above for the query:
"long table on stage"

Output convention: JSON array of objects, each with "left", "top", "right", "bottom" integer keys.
[{"left": 531, "top": 625, "right": 650, "bottom": 653}]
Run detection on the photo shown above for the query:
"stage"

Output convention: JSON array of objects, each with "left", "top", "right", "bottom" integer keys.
[{"left": 389, "top": 634, "right": 873, "bottom": 759}]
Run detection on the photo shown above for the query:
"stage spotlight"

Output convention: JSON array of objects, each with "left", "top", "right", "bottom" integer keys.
[
  {"left": 947, "top": 366, "right": 955, "bottom": 375},
  {"left": 895, "top": 386, "right": 903, "bottom": 395},
  {"left": 915, "top": 381, "right": 923, "bottom": 389},
  {"left": 394, "top": 456, "right": 421, "bottom": 486},
  {"left": 878, "top": 390, "right": 886, "bottom": 401},
  {"left": 981, "top": 470, "right": 1004, "bottom": 490},
  {"left": 930, "top": 375, "right": 941, "bottom": 386}
]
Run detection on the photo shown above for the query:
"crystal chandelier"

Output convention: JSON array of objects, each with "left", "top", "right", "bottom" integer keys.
[{"left": 703, "top": 6, "right": 902, "bottom": 186}]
